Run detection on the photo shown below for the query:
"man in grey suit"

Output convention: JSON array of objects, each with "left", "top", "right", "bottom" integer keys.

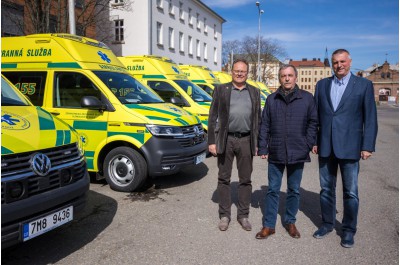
[
  {"left": 312, "top": 49, "right": 378, "bottom": 248},
  {"left": 208, "top": 59, "right": 261, "bottom": 231}
]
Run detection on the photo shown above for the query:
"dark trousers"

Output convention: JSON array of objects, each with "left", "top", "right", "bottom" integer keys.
[
  {"left": 217, "top": 135, "right": 253, "bottom": 220},
  {"left": 319, "top": 154, "right": 360, "bottom": 234}
]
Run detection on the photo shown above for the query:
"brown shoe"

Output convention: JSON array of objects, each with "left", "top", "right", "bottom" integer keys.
[
  {"left": 255, "top": 227, "right": 275, "bottom": 239},
  {"left": 285, "top": 223, "right": 301, "bottom": 238}
]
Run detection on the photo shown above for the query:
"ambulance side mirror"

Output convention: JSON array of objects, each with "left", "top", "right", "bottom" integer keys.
[
  {"left": 170, "top": 96, "right": 188, "bottom": 107},
  {"left": 81, "top": 96, "right": 107, "bottom": 111}
]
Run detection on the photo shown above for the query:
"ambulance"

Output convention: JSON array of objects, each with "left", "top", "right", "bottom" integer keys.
[
  {"left": 178, "top": 65, "right": 221, "bottom": 95},
  {"left": 118, "top": 55, "right": 211, "bottom": 131},
  {"left": 2, "top": 34, "right": 207, "bottom": 192},
  {"left": 256, "top": 81, "right": 272, "bottom": 96},
  {"left": 213, "top": 71, "right": 232, "bottom": 84},
  {"left": 1, "top": 74, "right": 89, "bottom": 248}
]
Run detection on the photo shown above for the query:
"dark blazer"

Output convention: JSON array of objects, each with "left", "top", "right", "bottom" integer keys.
[
  {"left": 208, "top": 82, "right": 261, "bottom": 155},
  {"left": 258, "top": 86, "right": 318, "bottom": 164},
  {"left": 314, "top": 74, "right": 378, "bottom": 160}
]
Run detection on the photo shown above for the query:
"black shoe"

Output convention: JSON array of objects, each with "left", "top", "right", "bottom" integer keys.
[
  {"left": 313, "top": 226, "right": 333, "bottom": 239},
  {"left": 340, "top": 232, "right": 354, "bottom": 248}
]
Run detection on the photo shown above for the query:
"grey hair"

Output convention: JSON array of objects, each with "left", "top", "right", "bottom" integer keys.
[
  {"left": 279, "top": 64, "right": 298, "bottom": 77},
  {"left": 332, "top": 49, "right": 352, "bottom": 60}
]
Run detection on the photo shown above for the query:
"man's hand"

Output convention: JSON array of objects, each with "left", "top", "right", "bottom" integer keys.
[
  {"left": 260, "top": 154, "right": 268, "bottom": 159},
  {"left": 361, "top": 151, "right": 372, "bottom": 160},
  {"left": 209, "top": 144, "right": 217, "bottom": 157},
  {"left": 312, "top": 146, "right": 318, "bottom": 154}
]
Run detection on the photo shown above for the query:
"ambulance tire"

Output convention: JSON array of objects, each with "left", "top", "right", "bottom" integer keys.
[{"left": 104, "top": 147, "right": 148, "bottom": 192}]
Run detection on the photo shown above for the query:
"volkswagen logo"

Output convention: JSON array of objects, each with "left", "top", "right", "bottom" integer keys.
[
  {"left": 193, "top": 126, "right": 199, "bottom": 135},
  {"left": 30, "top": 153, "right": 51, "bottom": 176}
]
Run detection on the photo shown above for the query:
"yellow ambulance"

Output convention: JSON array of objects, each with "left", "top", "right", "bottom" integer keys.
[
  {"left": 256, "top": 81, "right": 272, "bottom": 96},
  {"left": 213, "top": 71, "right": 232, "bottom": 84},
  {"left": 1, "top": 74, "right": 89, "bottom": 248},
  {"left": 2, "top": 34, "right": 207, "bottom": 192},
  {"left": 118, "top": 55, "right": 211, "bottom": 131},
  {"left": 178, "top": 65, "right": 221, "bottom": 95}
]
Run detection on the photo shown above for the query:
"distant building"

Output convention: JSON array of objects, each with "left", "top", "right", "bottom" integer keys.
[
  {"left": 365, "top": 61, "right": 399, "bottom": 103},
  {"left": 104, "top": 0, "right": 225, "bottom": 70},
  {"left": 225, "top": 53, "right": 282, "bottom": 91},
  {"left": 1, "top": 0, "right": 96, "bottom": 38},
  {"left": 289, "top": 57, "right": 331, "bottom": 94}
]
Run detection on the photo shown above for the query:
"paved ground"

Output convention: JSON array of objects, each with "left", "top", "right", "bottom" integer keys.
[{"left": 2, "top": 104, "right": 398, "bottom": 265}]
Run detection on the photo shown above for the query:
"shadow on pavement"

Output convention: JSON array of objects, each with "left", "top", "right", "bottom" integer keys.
[{"left": 1, "top": 190, "right": 118, "bottom": 265}]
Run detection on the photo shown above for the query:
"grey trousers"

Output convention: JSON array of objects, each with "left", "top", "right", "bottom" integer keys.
[{"left": 217, "top": 135, "right": 253, "bottom": 220}]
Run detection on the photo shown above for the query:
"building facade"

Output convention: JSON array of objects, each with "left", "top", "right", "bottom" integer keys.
[
  {"left": 1, "top": 0, "right": 96, "bottom": 37},
  {"left": 289, "top": 58, "right": 331, "bottom": 94},
  {"left": 365, "top": 61, "right": 399, "bottom": 103},
  {"left": 106, "top": 0, "right": 225, "bottom": 70}
]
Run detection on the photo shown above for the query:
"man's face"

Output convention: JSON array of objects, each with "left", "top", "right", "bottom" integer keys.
[
  {"left": 231, "top": 62, "right": 248, "bottom": 85},
  {"left": 332, "top": 52, "right": 352, "bottom": 79},
  {"left": 279, "top": 67, "right": 297, "bottom": 90}
]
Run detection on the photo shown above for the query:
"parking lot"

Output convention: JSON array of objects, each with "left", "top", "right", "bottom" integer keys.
[{"left": 2, "top": 104, "right": 398, "bottom": 265}]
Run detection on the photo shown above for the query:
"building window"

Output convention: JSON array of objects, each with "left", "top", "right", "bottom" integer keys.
[
  {"left": 188, "top": 36, "right": 193, "bottom": 55},
  {"left": 214, "top": 47, "right": 217, "bottom": 63},
  {"left": 214, "top": 24, "right": 217, "bottom": 39},
  {"left": 196, "top": 13, "right": 200, "bottom": 30},
  {"left": 156, "top": 0, "right": 163, "bottom": 9},
  {"left": 168, "top": 0, "right": 174, "bottom": 15},
  {"left": 168, "top": 27, "right": 174, "bottom": 49},
  {"left": 1, "top": 2, "right": 24, "bottom": 37},
  {"left": 179, "top": 2, "right": 184, "bottom": 21},
  {"left": 179, "top": 32, "right": 184, "bottom": 52},
  {"left": 320, "top": 70, "right": 323, "bottom": 75},
  {"left": 204, "top": 18, "right": 207, "bottom": 34},
  {"left": 114, "top": 19, "right": 124, "bottom": 42},
  {"left": 309, "top": 71, "right": 311, "bottom": 75},
  {"left": 157, "top": 22, "right": 163, "bottom": 45},
  {"left": 301, "top": 71, "right": 304, "bottom": 75},
  {"left": 196, "top": 39, "right": 200, "bottom": 58},
  {"left": 188, "top": 8, "right": 193, "bottom": 25},
  {"left": 315, "top": 71, "right": 317, "bottom": 75},
  {"left": 204, "top": 43, "right": 208, "bottom": 60},
  {"left": 315, "top": 78, "right": 317, "bottom": 82},
  {"left": 301, "top": 78, "right": 303, "bottom": 82}
]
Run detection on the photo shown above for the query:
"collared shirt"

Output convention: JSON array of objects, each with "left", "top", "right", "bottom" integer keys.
[
  {"left": 228, "top": 85, "right": 252, "bottom": 133},
  {"left": 330, "top": 72, "right": 351, "bottom": 111}
]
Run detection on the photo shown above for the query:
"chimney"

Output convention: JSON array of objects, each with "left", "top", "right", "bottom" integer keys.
[
  {"left": 313, "top": 58, "right": 316, "bottom": 61},
  {"left": 302, "top": 58, "right": 307, "bottom": 61}
]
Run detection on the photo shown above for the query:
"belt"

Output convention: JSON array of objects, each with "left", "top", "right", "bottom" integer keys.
[{"left": 228, "top": 132, "right": 251, "bottom": 138}]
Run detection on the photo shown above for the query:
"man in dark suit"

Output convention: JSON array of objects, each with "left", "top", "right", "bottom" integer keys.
[
  {"left": 312, "top": 49, "right": 378, "bottom": 248},
  {"left": 208, "top": 59, "right": 261, "bottom": 231}
]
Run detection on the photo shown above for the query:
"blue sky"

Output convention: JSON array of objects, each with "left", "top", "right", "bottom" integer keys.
[{"left": 202, "top": 0, "right": 399, "bottom": 71}]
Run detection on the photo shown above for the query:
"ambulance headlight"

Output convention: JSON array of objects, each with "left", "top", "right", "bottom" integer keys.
[
  {"left": 77, "top": 138, "right": 84, "bottom": 156},
  {"left": 146, "top": 125, "right": 183, "bottom": 136}
]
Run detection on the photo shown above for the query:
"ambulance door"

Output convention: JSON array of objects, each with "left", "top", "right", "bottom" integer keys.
[{"left": 49, "top": 72, "right": 110, "bottom": 171}]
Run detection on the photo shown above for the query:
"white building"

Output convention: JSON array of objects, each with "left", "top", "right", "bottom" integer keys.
[{"left": 106, "top": 0, "right": 225, "bottom": 70}]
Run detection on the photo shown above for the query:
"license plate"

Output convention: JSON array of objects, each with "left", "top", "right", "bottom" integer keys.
[
  {"left": 23, "top": 206, "right": 73, "bottom": 241},
  {"left": 195, "top": 152, "right": 206, "bottom": 165}
]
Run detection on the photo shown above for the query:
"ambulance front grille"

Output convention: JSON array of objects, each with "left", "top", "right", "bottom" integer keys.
[
  {"left": 1, "top": 143, "right": 86, "bottom": 204},
  {"left": 177, "top": 124, "right": 206, "bottom": 147}
]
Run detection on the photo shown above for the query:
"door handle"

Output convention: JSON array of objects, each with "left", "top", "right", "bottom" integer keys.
[{"left": 50, "top": 111, "right": 60, "bottom": 116}]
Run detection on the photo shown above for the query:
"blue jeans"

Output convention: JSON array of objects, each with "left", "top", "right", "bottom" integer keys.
[
  {"left": 319, "top": 155, "right": 359, "bottom": 234},
  {"left": 263, "top": 162, "right": 304, "bottom": 228}
]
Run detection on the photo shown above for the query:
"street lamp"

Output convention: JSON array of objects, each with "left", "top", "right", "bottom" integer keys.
[{"left": 256, "top": 1, "right": 264, "bottom": 82}]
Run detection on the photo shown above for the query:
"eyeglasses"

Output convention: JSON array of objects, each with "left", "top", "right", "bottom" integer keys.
[{"left": 232, "top": 70, "right": 248, "bottom": 75}]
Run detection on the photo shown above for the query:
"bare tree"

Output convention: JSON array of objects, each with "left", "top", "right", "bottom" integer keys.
[
  {"left": 222, "top": 36, "right": 287, "bottom": 82},
  {"left": 1, "top": 0, "right": 132, "bottom": 40}
]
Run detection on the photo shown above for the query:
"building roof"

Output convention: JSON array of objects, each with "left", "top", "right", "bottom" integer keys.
[
  {"left": 289, "top": 59, "right": 326, "bottom": 67},
  {"left": 195, "top": 0, "right": 226, "bottom": 23}
]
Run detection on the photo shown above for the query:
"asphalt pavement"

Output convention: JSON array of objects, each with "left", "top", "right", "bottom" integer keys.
[{"left": 2, "top": 104, "right": 398, "bottom": 265}]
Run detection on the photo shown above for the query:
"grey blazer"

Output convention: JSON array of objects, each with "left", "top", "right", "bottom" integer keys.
[{"left": 208, "top": 82, "right": 261, "bottom": 155}]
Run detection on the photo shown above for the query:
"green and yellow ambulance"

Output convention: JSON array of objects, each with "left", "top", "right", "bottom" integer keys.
[
  {"left": 118, "top": 55, "right": 211, "bottom": 131},
  {"left": 2, "top": 34, "right": 207, "bottom": 192},
  {"left": 1, "top": 74, "right": 89, "bottom": 248},
  {"left": 178, "top": 65, "right": 221, "bottom": 96}
]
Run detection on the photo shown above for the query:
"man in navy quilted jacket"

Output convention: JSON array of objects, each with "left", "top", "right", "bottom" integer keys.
[{"left": 255, "top": 64, "right": 318, "bottom": 240}]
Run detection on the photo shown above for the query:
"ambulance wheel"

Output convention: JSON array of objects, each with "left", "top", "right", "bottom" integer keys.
[{"left": 104, "top": 147, "right": 147, "bottom": 192}]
